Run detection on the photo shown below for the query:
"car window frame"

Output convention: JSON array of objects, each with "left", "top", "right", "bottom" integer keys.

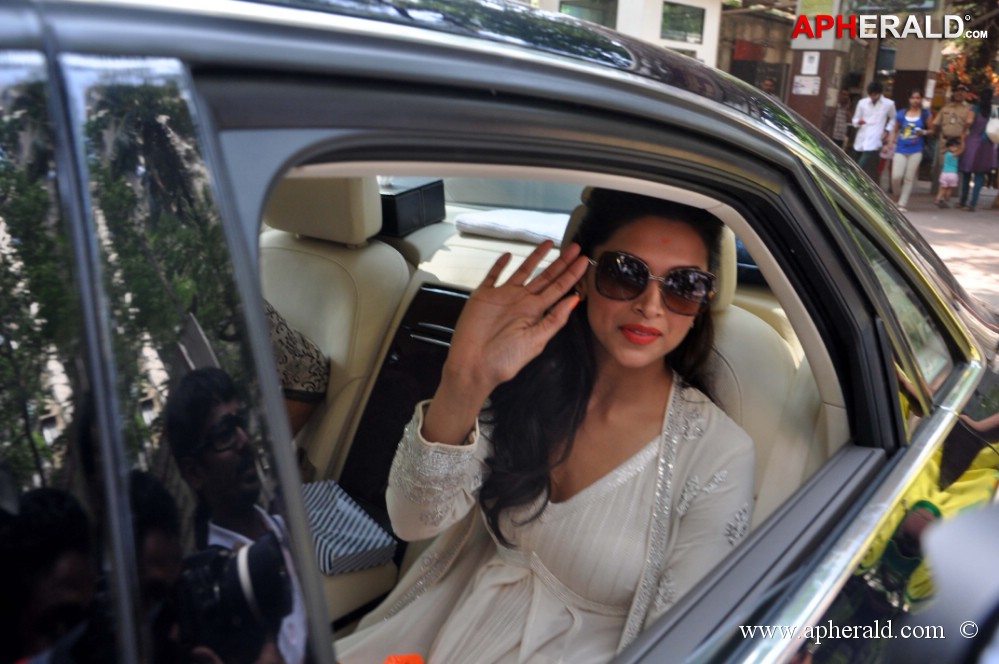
[
  {"left": 197, "top": 79, "right": 908, "bottom": 664},
  {"left": 189, "top": 65, "right": 340, "bottom": 664},
  {"left": 197, "top": 69, "right": 885, "bottom": 437}
]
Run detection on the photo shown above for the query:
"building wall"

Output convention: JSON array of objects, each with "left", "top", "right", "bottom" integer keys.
[{"left": 539, "top": 0, "right": 722, "bottom": 67}]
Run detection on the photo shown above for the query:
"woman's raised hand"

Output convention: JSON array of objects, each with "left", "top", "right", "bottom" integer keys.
[
  {"left": 422, "top": 241, "right": 589, "bottom": 445},
  {"left": 452, "top": 240, "right": 588, "bottom": 386}
]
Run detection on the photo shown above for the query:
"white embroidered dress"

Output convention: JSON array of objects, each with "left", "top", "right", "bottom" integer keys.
[{"left": 336, "top": 382, "right": 754, "bottom": 664}]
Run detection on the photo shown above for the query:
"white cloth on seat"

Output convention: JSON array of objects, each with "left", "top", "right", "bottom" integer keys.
[{"left": 454, "top": 209, "right": 569, "bottom": 246}]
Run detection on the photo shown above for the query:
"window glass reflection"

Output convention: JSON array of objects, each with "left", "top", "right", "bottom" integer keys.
[
  {"left": 0, "top": 52, "right": 108, "bottom": 664},
  {"left": 63, "top": 56, "right": 309, "bottom": 664},
  {"left": 804, "top": 228, "right": 998, "bottom": 663}
]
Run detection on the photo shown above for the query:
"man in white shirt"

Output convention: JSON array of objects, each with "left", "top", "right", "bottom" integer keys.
[
  {"left": 168, "top": 367, "right": 308, "bottom": 664},
  {"left": 852, "top": 81, "right": 896, "bottom": 180}
]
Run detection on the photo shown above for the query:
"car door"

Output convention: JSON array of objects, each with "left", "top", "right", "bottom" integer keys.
[{"left": 186, "top": 35, "right": 900, "bottom": 663}]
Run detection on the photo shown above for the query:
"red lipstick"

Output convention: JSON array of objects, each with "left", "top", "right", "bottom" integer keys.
[{"left": 620, "top": 324, "right": 662, "bottom": 346}]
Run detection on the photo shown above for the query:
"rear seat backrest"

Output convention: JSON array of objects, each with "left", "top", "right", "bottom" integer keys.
[
  {"left": 706, "top": 231, "right": 796, "bottom": 496},
  {"left": 260, "top": 176, "right": 411, "bottom": 480},
  {"left": 705, "top": 229, "right": 825, "bottom": 526}
]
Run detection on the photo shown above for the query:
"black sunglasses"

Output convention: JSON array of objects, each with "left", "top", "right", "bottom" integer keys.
[
  {"left": 197, "top": 411, "right": 249, "bottom": 454},
  {"left": 587, "top": 251, "right": 716, "bottom": 316}
]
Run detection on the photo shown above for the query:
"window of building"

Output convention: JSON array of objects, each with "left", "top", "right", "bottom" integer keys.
[
  {"left": 559, "top": 0, "right": 617, "bottom": 28},
  {"left": 661, "top": 2, "right": 704, "bottom": 44}
]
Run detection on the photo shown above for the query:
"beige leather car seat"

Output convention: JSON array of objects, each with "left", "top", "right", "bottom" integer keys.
[
  {"left": 260, "top": 176, "right": 411, "bottom": 480},
  {"left": 260, "top": 176, "right": 410, "bottom": 620},
  {"left": 705, "top": 231, "right": 828, "bottom": 527}
]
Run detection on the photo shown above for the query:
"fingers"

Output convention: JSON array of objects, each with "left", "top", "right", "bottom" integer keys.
[
  {"left": 480, "top": 252, "right": 512, "bottom": 288},
  {"left": 535, "top": 292, "right": 582, "bottom": 343},
  {"left": 524, "top": 242, "right": 582, "bottom": 294},
  {"left": 506, "top": 240, "right": 554, "bottom": 286},
  {"left": 536, "top": 254, "right": 589, "bottom": 310}
]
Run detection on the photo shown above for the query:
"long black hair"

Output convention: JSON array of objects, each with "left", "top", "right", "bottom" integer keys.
[{"left": 480, "top": 188, "right": 724, "bottom": 546}]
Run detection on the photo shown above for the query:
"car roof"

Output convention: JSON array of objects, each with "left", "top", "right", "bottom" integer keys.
[
  {"left": 17, "top": 0, "right": 828, "bottom": 156},
  {"left": 11, "top": 0, "right": 990, "bottom": 329}
]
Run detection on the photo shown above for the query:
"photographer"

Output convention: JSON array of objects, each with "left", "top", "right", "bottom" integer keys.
[{"left": 165, "top": 368, "right": 306, "bottom": 664}]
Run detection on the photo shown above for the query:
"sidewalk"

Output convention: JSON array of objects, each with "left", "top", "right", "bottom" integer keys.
[{"left": 898, "top": 180, "right": 999, "bottom": 310}]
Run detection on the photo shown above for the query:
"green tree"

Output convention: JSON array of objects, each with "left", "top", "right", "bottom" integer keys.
[{"left": 943, "top": 0, "right": 998, "bottom": 88}]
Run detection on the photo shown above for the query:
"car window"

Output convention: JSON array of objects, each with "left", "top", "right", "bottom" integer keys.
[
  {"left": 442, "top": 177, "right": 584, "bottom": 212},
  {"left": 849, "top": 229, "right": 954, "bottom": 396},
  {"left": 59, "top": 55, "right": 314, "bottom": 664},
  {"left": 0, "top": 51, "right": 114, "bottom": 663},
  {"left": 257, "top": 166, "right": 854, "bottom": 657}
]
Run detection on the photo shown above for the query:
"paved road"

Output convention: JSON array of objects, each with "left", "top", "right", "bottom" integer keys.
[{"left": 902, "top": 180, "right": 999, "bottom": 310}]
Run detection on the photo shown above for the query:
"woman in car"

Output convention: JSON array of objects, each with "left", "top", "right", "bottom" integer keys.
[{"left": 337, "top": 189, "right": 755, "bottom": 663}]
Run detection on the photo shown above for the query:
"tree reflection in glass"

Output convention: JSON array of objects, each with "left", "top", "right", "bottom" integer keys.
[{"left": 0, "top": 53, "right": 80, "bottom": 492}]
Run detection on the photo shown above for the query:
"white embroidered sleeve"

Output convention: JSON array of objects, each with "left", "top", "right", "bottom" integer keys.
[{"left": 386, "top": 400, "right": 489, "bottom": 541}]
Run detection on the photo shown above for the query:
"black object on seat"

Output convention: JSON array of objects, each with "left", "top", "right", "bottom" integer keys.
[{"left": 338, "top": 284, "right": 469, "bottom": 538}]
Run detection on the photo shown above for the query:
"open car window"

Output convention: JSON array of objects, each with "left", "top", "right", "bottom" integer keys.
[{"left": 255, "top": 167, "right": 851, "bottom": 647}]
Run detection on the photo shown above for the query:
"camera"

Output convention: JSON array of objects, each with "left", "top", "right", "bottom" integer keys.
[{"left": 176, "top": 532, "right": 292, "bottom": 663}]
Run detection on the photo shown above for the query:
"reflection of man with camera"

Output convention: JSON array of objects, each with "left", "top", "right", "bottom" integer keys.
[{"left": 166, "top": 368, "right": 307, "bottom": 664}]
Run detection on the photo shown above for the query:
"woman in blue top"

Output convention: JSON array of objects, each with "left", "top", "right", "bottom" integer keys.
[{"left": 889, "top": 89, "right": 929, "bottom": 212}]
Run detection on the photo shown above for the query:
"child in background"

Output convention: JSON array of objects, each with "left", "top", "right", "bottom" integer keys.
[{"left": 936, "top": 138, "right": 964, "bottom": 208}]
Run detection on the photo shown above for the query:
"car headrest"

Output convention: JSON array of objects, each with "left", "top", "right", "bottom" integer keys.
[
  {"left": 562, "top": 189, "right": 736, "bottom": 313},
  {"left": 263, "top": 176, "right": 382, "bottom": 245}
]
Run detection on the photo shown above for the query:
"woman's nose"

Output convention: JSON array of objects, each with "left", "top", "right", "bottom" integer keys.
[{"left": 633, "top": 280, "right": 665, "bottom": 316}]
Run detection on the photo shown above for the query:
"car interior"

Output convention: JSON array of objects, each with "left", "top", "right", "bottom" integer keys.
[{"left": 256, "top": 163, "right": 852, "bottom": 629}]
